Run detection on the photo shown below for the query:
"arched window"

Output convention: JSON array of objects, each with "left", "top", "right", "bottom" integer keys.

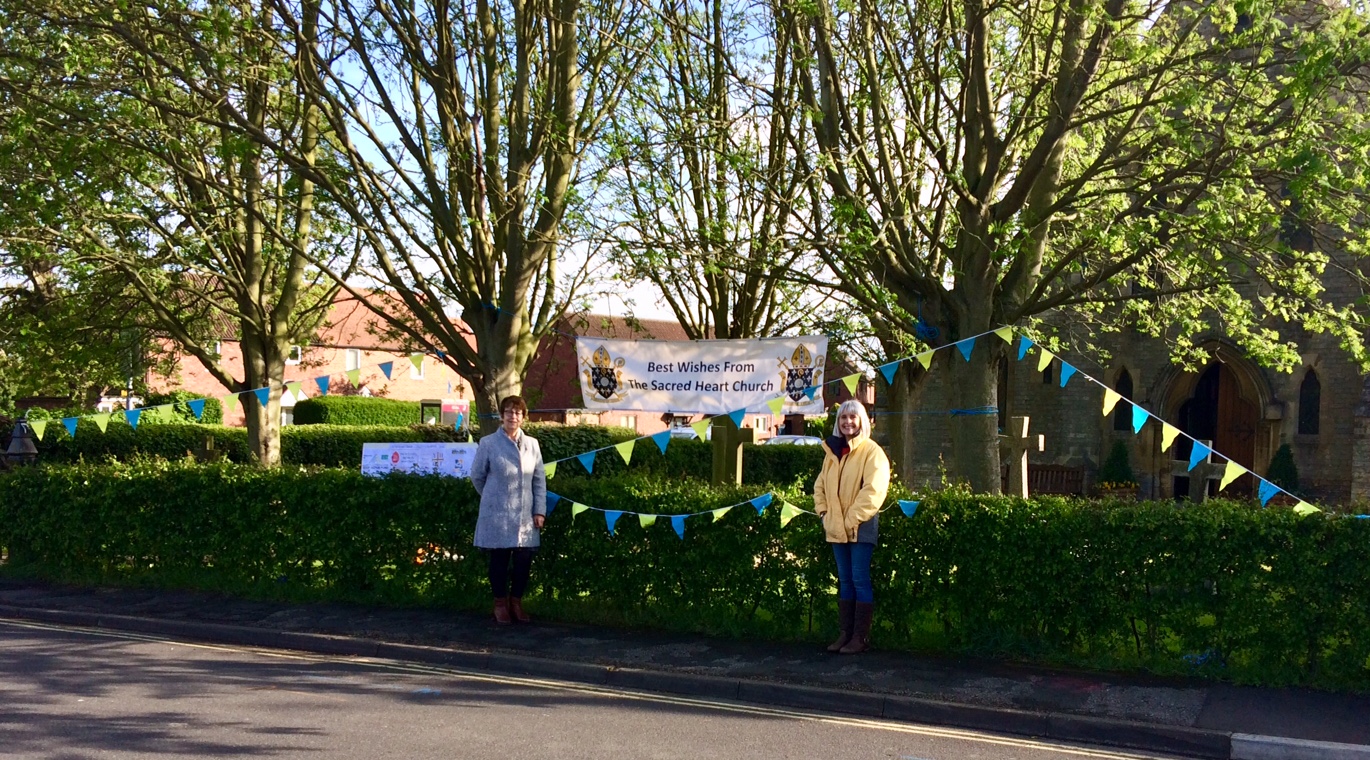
[
  {"left": 1113, "top": 369, "right": 1134, "bottom": 431},
  {"left": 1298, "top": 370, "right": 1321, "bottom": 435}
]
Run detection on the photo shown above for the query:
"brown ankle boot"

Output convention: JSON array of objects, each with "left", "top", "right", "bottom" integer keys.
[
  {"left": 827, "top": 599, "right": 855, "bottom": 652},
  {"left": 839, "top": 602, "right": 873, "bottom": 654},
  {"left": 493, "top": 597, "right": 512, "bottom": 625},
  {"left": 508, "top": 597, "right": 531, "bottom": 624}
]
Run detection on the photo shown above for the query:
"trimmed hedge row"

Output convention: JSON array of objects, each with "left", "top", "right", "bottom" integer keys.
[
  {"left": 293, "top": 396, "right": 422, "bottom": 426},
  {"left": 12, "top": 420, "right": 826, "bottom": 483},
  {"left": 2, "top": 461, "right": 1367, "bottom": 689}
]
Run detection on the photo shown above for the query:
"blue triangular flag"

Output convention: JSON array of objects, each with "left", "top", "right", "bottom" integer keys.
[
  {"left": 1131, "top": 403, "right": 1149, "bottom": 434},
  {"left": 546, "top": 492, "right": 561, "bottom": 515},
  {"left": 62, "top": 417, "right": 78, "bottom": 437},
  {"left": 751, "top": 493, "right": 773, "bottom": 514},
  {"left": 1188, "top": 443, "right": 1212, "bottom": 472},
  {"left": 125, "top": 408, "right": 143, "bottom": 430},
  {"left": 803, "top": 386, "right": 819, "bottom": 401},
  {"left": 379, "top": 361, "right": 393, "bottom": 379},
  {"left": 727, "top": 409, "right": 745, "bottom": 428},
  {"left": 253, "top": 388, "right": 271, "bottom": 408},
  {"left": 956, "top": 337, "right": 975, "bottom": 361},
  {"left": 1017, "top": 336, "right": 1034, "bottom": 361},
  {"left": 187, "top": 398, "right": 206, "bottom": 420},
  {"left": 651, "top": 430, "right": 670, "bottom": 454},
  {"left": 455, "top": 413, "right": 464, "bottom": 429},
  {"left": 437, "top": 351, "right": 446, "bottom": 361},
  {"left": 878, "top": 361, "right": 900, "bottom": 385},
  {"left": 1059, "top": 362, "right": 1077, "bottom": 387},
  {"left": 577, "top": 451, "right": 596, "bottom": 474},
  {"left": 314, "top": 376, "right": 330, "bottom": 395},
  {"left": 1258, "top": 479, "right": 1280, "bottom": 506},
  {"left": 605, "top": 510, "right": 623, "bottom": 535},
  {"left": 899, "top": 500, "right": 920, "bottom": 517},
  {"left": 671, "top": 514, "right": 687, "bottom": 539}
]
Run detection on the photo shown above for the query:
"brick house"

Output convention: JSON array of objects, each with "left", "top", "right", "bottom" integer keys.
[{"left": 149, "top": 294, "right": 471, "bottom": 427}]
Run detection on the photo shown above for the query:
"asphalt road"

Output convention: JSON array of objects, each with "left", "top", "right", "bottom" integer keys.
[{"left": 0, "top": 618, "right": 1191, "bottom": 760}]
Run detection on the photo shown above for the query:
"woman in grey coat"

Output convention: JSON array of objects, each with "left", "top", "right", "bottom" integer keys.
[{"left": 469, "top": 395, "right": 547, "bottom": 625}]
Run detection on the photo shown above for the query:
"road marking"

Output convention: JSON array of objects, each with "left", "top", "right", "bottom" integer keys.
[{"left": 1, "top": 617, "right": 1179, "bottom": 759}]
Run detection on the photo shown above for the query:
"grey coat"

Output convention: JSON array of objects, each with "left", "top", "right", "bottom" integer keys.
[{"left": 470, "top": 429, "right": 547, "bottom": 549}]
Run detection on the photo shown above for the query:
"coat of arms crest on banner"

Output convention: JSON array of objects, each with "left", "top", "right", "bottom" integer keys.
[
  {"left": 583, "top": 345, "right": 628, "bottom": 403},
  {"left": 778, "top": 344, "right": 824, "bottom": 403}
]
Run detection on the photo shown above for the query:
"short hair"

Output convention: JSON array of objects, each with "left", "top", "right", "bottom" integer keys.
[
  {"left": 500, "top": 395, "right": 528, "bottom": 415},
  {"left": 835, "top": 400, "right": 872, "bottom": 438}
]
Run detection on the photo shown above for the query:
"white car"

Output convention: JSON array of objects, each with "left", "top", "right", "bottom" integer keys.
[
  {"left": 669, "top": 426, "right": 710, "bottom": 440},
  {"left": 762, "top": 435, "right": 823, "bottom": 446}
]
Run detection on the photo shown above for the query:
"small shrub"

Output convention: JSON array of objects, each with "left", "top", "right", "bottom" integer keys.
[
  {"left": 1267, "top": 443, "right": 1300, "bottom": 492},
  {"left": 1097, "top": 440, "right": 1137, "bottom": 487}
]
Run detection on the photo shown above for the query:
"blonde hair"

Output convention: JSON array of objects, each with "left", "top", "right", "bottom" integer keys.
[{"left": 835, "top": 400, "right": 872, "bottom": 439}]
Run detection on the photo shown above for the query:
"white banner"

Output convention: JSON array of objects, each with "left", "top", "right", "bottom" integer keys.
[
  {"left": 361, "top": 442, "right": 479, "bottom": 479},
  {"left": 575, "top": 336, "right": 828, "bottom": 414}
]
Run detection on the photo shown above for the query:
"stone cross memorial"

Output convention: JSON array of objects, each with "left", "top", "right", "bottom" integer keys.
[
  {"left": 999, "top": 416, "right": 1044, "bottom": 498},
  {"left": 711, "top": 418, "right": 755, "bottom": 486}
]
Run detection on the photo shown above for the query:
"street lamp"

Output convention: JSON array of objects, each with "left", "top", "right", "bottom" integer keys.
[{"left": 5, "top": 419, "right": 39, "bottom": 466}]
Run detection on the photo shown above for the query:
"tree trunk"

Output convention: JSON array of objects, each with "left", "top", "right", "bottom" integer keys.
[
  {"left": 471, "top": 325, "right": 528, "bottom": 434},
  {"left": 947, "top": 342, "right": 1002, "bottom": 493},
  {"left": 239, "top": 332, "right": 285, "bottom": 467},
  {"left": 884, "top": 366, "right": 929, "bottom": 486}
]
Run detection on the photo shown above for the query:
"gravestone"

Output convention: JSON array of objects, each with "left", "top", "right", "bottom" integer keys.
[
  {"left": 999, "top": 416, "right": 1044, "bottom": 497},
  {"left": 711, "top": 417, "right": 755, "bottom": 486}
]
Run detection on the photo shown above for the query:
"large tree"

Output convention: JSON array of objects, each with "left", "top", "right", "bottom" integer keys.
[
  {"left": 226, "top": 0, "right": 654, "bottom": 430},
  {"left": 601, "top": 0, "right": 824, "bottom": 340},
  {"left": 788, "top": 0, "right": 1370, "bottom": 490},
  {"left": 0, "top": 0, "right": 353, "bottom": 465}
]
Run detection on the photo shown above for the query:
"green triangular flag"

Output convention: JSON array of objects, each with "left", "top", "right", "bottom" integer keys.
[
  {"left": 410, "top": 354, "right": 425, "bottom": 373},
  {"left": 30, "top": 419, "right": 47, "bottom": 441},
  {"left": 841, "top": 374, "right": 860, "bottom": 395},
  {"left": 767, "top": 396, "right": 785, "bottom": 416},
  {"left": 545, "top": 462, "right": 557, "bottom": 479},
  {"left": 346, "top": 368, "right": 361, "bottom": 386},
  {"left": 223, "top": 393, "right": 239, "bottom": 414},
  {"left": 615, "top": 440, "right": 634, "bottom": 465},
  {"left": 286, "top": 381, "right": 304, "bottom": 399},
  {"left": 92, "top": 413, "right": 111, "bottom": 433},
  {"left": 691, "top": 418, "right": 711, "bottom": 439},
  {"left": 779, "top": 501, "right": 802, "bottom": 527},
  {"left": 638, "top": 514, "right": 657, "bottom": 529},
  {"left": 712, "top": 506, "right": 732, "bottom": 522},
  {"left": 1293, "top": 502, "right": 1321, "bottom": 517},
  {"left": 571, "top": 502, "right": 589, "bottom": 518}
]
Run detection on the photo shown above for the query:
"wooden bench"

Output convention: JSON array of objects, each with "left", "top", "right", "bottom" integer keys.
[{"left": 1003, "top": 464, "right": 1086, "bottom": 495}]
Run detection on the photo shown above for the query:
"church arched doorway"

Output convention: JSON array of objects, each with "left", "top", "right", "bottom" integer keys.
[{"left": 1163, "top": 358, "right": 1264, "bottom": 499}]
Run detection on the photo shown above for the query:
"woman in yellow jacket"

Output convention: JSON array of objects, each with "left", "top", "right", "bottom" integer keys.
[{"left": 814, "top": 399, "right": 890, "bottom": 654}]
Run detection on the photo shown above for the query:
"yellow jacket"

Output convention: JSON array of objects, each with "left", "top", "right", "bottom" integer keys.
[{"left": 813, "top": 434, "right": 891, "bottom": 543}]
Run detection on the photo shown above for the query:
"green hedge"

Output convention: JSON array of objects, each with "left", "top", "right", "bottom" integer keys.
[
  {"left": 20, "top": 419, "right": 823, "bottom": 484},
  {"left": 293, "top": 396, "right": 422, "bottom": 426},
  {"left": 2, "top": 461, "right": 1367, "bottom": 689}
]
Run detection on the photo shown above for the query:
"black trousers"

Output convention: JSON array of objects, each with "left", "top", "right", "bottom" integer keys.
[{"left": 486, "top": 547, "right": 536, "bottom": 599}]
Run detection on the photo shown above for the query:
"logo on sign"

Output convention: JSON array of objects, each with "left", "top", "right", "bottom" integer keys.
[
  {"left": 391, "top": 451, "right": 401, "bottom": 464},
  {"left": 583, "top": 345, "right": 627, "bottom": 403},
  {"left": 779, "top": 344, "right": 824, "bottom": 403}
]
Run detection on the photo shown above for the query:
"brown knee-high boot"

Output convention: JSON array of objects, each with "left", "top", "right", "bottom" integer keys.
[
  {"left": 827, "top": 599, "right": 855, "bottom": 652},
  {"left": 839, "top": 602, "right": 873, "bottom": 654}
]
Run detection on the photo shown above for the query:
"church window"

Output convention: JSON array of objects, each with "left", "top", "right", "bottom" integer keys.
[
  {"left": 1298, "top": 370, "right": 1320, "bottom": 435},
  {"left": 1113, "top": 370, "right": 1134, "bottom": 431}
]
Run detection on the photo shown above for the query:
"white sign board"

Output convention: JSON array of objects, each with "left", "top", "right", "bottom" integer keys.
[
  {"left": 361, "top": 442, "right": 479, "bottom": 479},
  {"left": 575, "top": 336, "right": 829, "bottom": 414}
]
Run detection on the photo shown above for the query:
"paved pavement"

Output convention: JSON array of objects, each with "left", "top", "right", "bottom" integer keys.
[
  {"left": 2, "top": 619, "right": 1185, "bottom": 760},
  {"left": 2, "top": 578, "right": 1368, "bottom": 759}
]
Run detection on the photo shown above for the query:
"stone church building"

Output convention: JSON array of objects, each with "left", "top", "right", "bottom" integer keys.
[{"left": 896, "top": 322, "right": 1370, "bottom": 504}]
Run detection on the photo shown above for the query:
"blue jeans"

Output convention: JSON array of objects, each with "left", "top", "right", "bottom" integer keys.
[{"left": 831, "top": 542, "right": 874, "bottom": 603}]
